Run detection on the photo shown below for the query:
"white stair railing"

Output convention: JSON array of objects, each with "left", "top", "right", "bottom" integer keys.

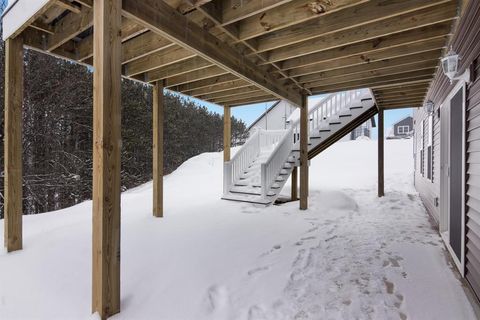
[
  {"left": 223, "top": 129, "right": 288, "bottom": 195},
  {"left": 291, "top": 89, "right": 369, "bottom": 143},
  {"left": 261, "top": 128, "right": 293, "bottom": 198}
]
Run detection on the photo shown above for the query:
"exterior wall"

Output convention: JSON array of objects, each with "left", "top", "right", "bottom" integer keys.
[
  {"left": 415, "top": 0, "right": 480, "bottom": 300},
  {"left": 414, "top": 108, "right": 440, "bottom": 221},
  {"left": 248, "top": 100, "right": 296, "bottom": 134},
  {"left": 393, "top": 117, "right": 413, "bottom": 137}
]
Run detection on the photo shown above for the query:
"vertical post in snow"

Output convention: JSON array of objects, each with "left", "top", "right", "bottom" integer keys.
[
  {"left": 378, "top": 108, "right": 385, "bottom": 197},
  {"left": 153, "top": 80, "right": 164, "bottom": 218},
  {"left": 92, "top": 0, "right": 122, "bottom": 318},
  {"left": 300, "top": 94, "right": 309, "bottom": 210},
  {"left": 224, "top": 105, "right": 231, "bottom": 162},
  {"left": 291, "top": 166, "right": 298, "bottom": 201},
  {"left": 4, "top": 35, "right": 24, "bottom": 252}
]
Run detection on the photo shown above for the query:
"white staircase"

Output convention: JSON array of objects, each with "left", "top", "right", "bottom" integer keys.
[{"left": 222, "top": 89, "right": 376, "bottom": 205}]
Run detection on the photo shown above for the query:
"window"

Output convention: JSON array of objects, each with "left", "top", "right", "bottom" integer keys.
[
  {"left": 427, "top": 114, "right": 433, "bottom": 181},
  {"left": 397, "top": 125, "right": 410, "bottom": 135},
  {"left": 420, "top": 119, "right": 425, "bottom": 176}
]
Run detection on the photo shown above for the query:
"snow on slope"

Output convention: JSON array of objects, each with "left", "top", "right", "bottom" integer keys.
[{"left": 0, "top": 140, "right": 477, "bottom": 320}]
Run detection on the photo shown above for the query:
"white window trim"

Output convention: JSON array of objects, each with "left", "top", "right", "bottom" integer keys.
[{"left": 397, "top": 125, "right": 410, "bottom": 134}]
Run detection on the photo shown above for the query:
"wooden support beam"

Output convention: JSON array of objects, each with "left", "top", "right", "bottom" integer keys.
[
  {"left": 122, "top": 0, "right": 302, "bottom": 106},
  {"left": 92, "top": 0, "right": 122, "bottom": 318},
  {"left": 265, "top": 1, "right": 457, "bottom": 63},
  {"left": 291, "top": 166, "right": 298, "bottom": 201},
  {"left": 4, "top": 36, "right": 24, "bottom": 253},
  {"left": 223, "top": 106, "right": 231, "bottom": 162},
  {"left": 153, "top": 80, "right": 164, "bottom": 218},
  {"left": 300, "top": 94, "right": 308, "bottom": 210},
  {"left": 378, "top": 108, "right": 384, "bottom": 197}
]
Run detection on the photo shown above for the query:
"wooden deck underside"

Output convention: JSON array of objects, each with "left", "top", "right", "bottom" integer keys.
[{"left": 17, "top": 0, "right": 463, "bottom": 108}]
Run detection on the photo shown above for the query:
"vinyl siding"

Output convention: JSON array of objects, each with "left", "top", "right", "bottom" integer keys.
[
  {"left": 414, "top": 107, "right": 439, "bottom": 222},
  {"left": 417, "top": 0, "right": 480, "bottom": 300}
]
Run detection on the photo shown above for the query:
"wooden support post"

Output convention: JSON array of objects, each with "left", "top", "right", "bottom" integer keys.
[
  {"left": 153, "top": 80, "right": 164, "bottom": 218},
  {"left": 291, "top": 166, "right": 298, "bottom": 201},
  {"left": 224, "top": 106, "right": 231, "bottom": 162},
  {"left": 300, "top": 95, "right": 309, "bottom": 210},
  {"left": 4, "top": 36, "right": 24, "bottom": 252},
  {"left": 92, "top": 0, "right": 122, "bottom": 318},
  {"left": 378, "top": 108, "right": 385, "bottom": 197}
]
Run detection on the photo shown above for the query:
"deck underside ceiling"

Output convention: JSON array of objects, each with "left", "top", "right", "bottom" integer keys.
[{"left": 7, "top": 0, "right": 463, "bottom": 108}]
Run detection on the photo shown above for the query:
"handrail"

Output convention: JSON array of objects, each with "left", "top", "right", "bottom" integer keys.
[
  {"left": 224, "top": 129, "right": 288, "bottom": 195},
  {"left": 260, "top": 128, "right": 293, "bottom": 198},
  {"left": 289, "top": 89, "right": 369, "bottom": 143}
]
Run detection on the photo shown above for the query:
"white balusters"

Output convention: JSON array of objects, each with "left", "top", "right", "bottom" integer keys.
[{"left": 260, "top": 128, "right": 293, "bottom": 199}]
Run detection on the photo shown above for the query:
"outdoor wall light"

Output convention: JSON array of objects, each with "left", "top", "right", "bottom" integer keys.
[
  {"left": 424, "top": 100, "right": 435, "bottom": 115},
  {"left": 441, "top": 48, "right": 471, "bottom": 83}
]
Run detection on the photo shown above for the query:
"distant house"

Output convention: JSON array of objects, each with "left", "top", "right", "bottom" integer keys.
[{"left": 389, "top": 116, "right": 413, "bottom": 139}]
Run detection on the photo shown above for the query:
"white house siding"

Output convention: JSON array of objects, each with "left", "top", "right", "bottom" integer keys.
[{"left": 247, "top": 100, "right": 296, "bottom": 135}]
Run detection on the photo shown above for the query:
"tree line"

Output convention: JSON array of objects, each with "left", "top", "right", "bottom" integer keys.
[{"left": 0, "top": 42, "right": 249, "bottom": 217}]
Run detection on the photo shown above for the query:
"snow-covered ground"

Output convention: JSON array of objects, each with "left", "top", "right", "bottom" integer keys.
[{"left": 0, "top": 139, "right": 477, "bottom": 320}]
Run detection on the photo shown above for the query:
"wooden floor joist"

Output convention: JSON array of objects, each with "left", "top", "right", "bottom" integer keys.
[
  {"left": 122, "top": 0, "right": 303, "bottom": 106},
  {"left": 4, "top": 36, "right": 24, "bottom": 253},
  {"left": 91, "top": 0, "right": 122, "bottom": 318}
]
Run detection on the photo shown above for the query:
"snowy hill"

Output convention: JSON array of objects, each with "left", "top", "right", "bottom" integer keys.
[{"left": 0, "top": 139, "right": 477, "bottom": 320}]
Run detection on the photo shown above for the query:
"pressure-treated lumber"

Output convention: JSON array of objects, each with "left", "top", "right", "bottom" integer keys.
[
  {"left": 291, "top": 166, "right": 298, "bottom": 201},
  {"left": 48, "top": 6, "right": 93, "bottom": 51},
  {"left": 378, "top": 108, "right": 385, "bottom": 197},
  {"left": 4, "top": 36, "right": 24, "bottom": 253},
  {"left": 92, "top": 0, "right": 122, "bottom": 318},
  {"left": 237, "top": 0, "right": 367, "bottom": 42},
  {"left": 223, "top": 106, "right": 231, "bottom": 162},
  {"left": 265, "top": 1, "right": 457, "bottom": 63},
  {"left": 145, "top": 57, "right": 212, "bottom": 83},
  {"left": 255, "top": 0, "right": 451, "bottom": 53},
  {"left": 122, "top": 0, "right": 302, "bottom": 106},
  {"left": 279, "top": 23, "right": 451, "bottom": 70},
  {"left": 300, "top": 94, "right": 308, "bottom": 210},
  {"left": 153, "top": 81, "right": 164, "bottom": 218}
]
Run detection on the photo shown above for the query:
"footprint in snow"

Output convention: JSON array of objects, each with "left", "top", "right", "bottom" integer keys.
[
  {"left": 203, "top": 285, "right": 230, "bottom": 315},
  {"left": 248, "top": 266, "right": 270, "bottom": 276}
]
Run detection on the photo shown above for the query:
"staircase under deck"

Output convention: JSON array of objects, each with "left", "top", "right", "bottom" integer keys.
[{"left": 222, "top": 89, "right": 378, "bottom": 205}]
